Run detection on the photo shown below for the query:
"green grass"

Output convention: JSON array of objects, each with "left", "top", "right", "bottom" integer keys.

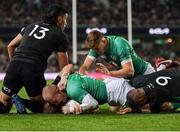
[{"left": 0, "top": 81, "right": 180, "bottom": 131}]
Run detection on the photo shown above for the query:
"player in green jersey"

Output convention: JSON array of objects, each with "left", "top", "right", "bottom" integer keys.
[
  {"left": 42, "top": 69, "right": 134, "bottom": 114},
  {"left": 79, "top": 30, "right": 155, "bottom": 79},
  {"left": 79, "top": 30, "right": 155, "bottom": 112},
  {"left": 42, "top": 64, "right": 180, "bottom": 114},
  {"left": 43, "top": 71, "right": 180, "bottom": 114}
]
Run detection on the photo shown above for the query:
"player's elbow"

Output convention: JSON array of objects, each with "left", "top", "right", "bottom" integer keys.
[
  {"left": 86, "top": 99, "right": 99, "bottom": 110},
  {"left": 7, "top": 44, "right": 13, "bottom": 51},
  {"left": 83, "top": 101, "right": 99, "bottom": 111},
  {"left": 125, "top": 68, "right": 134, "bottom": 78},
  {"left": 81, "top": 94, "right": 99, "bottom": 111},
  {"left": 129, "top": 69, "right": 135, "bottom": 77},
  {"left": 91, "top": 100, "right": 99, "bottom": 109}
]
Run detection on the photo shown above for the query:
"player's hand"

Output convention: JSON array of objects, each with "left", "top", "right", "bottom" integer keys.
[
  {"left": 62, "top": 102, "right": 82, "bottom": 115},
  {"left": 96, "top": 63, "right": 110, "bottom": 75},
  {"left": 117, "top": 107, "right": 132, "bottom": 114},
  {"left": 73, "top": 103, "right": 82, "bottom": 115},
  {"left": 57, "top": 78, "right": 67, "bottom": 91},
  {"left": 62, "top": 106, "right": 71, "bottom": 114}
]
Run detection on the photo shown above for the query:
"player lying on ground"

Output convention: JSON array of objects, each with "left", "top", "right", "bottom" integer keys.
[
  {"left": 119, "top": 68, "right": 180, "bottom": 114},
  {"left": 10, "top": 64, "right": 107, "bottom": 114},
  {"left": 43, "top": 64, "right": 135, "bottom": 114},
  {"left": 42, "top": 64, "right": 180, "bottom": 114}
]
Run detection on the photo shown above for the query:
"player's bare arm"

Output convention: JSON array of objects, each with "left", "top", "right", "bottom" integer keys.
[
  {"left": 109, "top": 61, "right": 134, "bottom": 78},
  {"left": 96, "top": 61, "right": 134, "bottom": 78},
  {"left": 63, "top": 94, "right": 99, "bottom": 115},
  {"left": 79, "top": 56, "right": 94, "bottom": 74},
  {"left": 7, "top": 33, "right": 23, "bottom": 60},
  {"left": 79, "top": 94, "right": 99, "bottom": 114},
  {"left": 57, "top": 52, "right": 69, "bottom": 70},
  {"left": 58, "top": 64, "right": 74, "bottom": 91},
  {"left": 117, "top": 107, "right": 132, "bottom": 115}
]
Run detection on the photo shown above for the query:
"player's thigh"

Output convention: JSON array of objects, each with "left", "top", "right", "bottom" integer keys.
[
  {"left": 2, "top": 62, "right": 23, "bottom": 96},
  {"left": 22, "top": 69, "right": 46, "bottom": 97}
]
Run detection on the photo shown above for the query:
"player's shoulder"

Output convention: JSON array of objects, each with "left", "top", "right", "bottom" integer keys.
[
  {"left": 23, "top": 21, "right": 45, "bottom": 32},
  {"left": 41, "top": 22, "right": 67, "bottom": 38},
  {"left": 50, "top": 26, "right": 66, "bottom": 38},
  {"left": 68, "top": 73, "right": 82, "bottom": 80},
  {"left": 25, "top": 21, "right": 42, "bottom": 28},
  {"left": 32, "top": 22, "right": 62, "bottom": 32},
  {"left": 115, "top": 36, "right": 130, "bottom": 46},
  {"left": 108, "top": 36, "right": 129, "bottom": 47},
  {"left": 107, "top": 35, "right": 127, "bottom": 41}
]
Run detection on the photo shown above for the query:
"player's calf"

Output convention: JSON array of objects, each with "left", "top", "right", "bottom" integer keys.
[
  {"left": 0, "top": 101, "right": 9, "bottom": 113},
  {"left": 0, "top": 91, "right": 12, "bottom": 113}
]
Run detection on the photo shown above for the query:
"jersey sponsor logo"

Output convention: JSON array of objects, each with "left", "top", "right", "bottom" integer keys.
[
  {"left": 146, "top": 83, "right": 155, "bottom": 89},
  {"left": 156, "top": 76, "right": 172, "bottom": 86},
  {"left": 29, "top": 25, "right": 49, "bottom": 39},
  {"left": 3, "top": 86, "right": 11, "bottom": 94}
]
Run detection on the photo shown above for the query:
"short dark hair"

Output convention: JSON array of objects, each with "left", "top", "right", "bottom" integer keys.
[
  {"left": 85, "top": 30, "right": 103, "bottom": 48},
  {"left": 126, "top": 90, "right": 142, "bottom": 113},
  {"left": 43, "top": 4, "right": 68, "bottom": 26}
]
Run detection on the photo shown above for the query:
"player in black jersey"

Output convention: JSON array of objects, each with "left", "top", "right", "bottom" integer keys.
[
  {"left": 0, "top": 4, "right": 70, "bottom": 113},
  {"left": 119, "top": 68, "right": 180, "bottom": 114}
]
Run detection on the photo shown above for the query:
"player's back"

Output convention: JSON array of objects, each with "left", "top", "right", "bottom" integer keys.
[
  {"left": 66, "top": 73, "right": 108, "bottom": 104},
  {"left": 106, "top": 36, "right": 148, "bottom": 76},
  {"left": 134, "top": 69, "right": 180, "bottom": 97},
  {"left": 12, "top": 21, "right": 68, "bottom": 70}
]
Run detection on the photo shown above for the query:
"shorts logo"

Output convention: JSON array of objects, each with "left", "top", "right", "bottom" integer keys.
[{"left": 3, "top": 86, "right": 11, "bottom": 94}]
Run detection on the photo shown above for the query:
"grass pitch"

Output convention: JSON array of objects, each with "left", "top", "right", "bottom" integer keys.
[{"left": 0, "top": 81, "right": 180, "bottom": 131}]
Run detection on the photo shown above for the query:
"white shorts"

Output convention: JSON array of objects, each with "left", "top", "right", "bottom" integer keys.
[{"left": 104, "top": 77, "right": 134, "bottom": 106}]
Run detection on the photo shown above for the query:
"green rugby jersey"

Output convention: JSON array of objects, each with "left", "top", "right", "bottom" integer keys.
[
  {"left": 88, "top": 36, "right": 148, "bottom": 76},
  {"left": 66, "top": 73, "right": 108, "bottom": 104}
]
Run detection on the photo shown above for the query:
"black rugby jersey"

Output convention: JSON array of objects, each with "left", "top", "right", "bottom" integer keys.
[
  {"left": 12, "top": 21, "right": 69, "bottom": 71},
  {"left": 133, "top": 69, "right": 180, "bottom": 113}
]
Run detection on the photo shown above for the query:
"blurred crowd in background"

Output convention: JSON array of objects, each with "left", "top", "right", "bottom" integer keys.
[
  {"left": 0, "top": 0, "right": 179, "bottom": 27},
  {"left": 0, "top": 0, "right": 179, "bottom": 72}
]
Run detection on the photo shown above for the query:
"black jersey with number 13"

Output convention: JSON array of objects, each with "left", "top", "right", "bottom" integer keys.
[{"left": 12, "top": 21, "right": 69, "bottom": 71}]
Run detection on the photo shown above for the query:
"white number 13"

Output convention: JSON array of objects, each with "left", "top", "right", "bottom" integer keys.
[{"left": 29, "top": 25, "right": 49, "bottom": 39}]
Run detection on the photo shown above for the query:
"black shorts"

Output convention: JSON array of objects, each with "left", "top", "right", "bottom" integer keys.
[{"left": 2, "top": 61, "right": 46, "bottom": 97}]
